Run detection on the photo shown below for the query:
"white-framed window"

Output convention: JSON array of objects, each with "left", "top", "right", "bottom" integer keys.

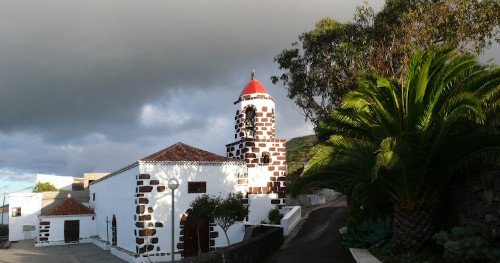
[{"left": 12, "top": 207, "right": 21, "bottom": 217}]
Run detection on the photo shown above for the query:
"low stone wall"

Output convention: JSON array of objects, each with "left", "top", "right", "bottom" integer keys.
[
  {"left": 447, "top": 166, "right": 500, "bottom": 241},
  {"left": 179, "top": 225, "right": 283, "bottom": 263},
  {"left": 287, "top": 189, "right": 341, "bottom": 207}
]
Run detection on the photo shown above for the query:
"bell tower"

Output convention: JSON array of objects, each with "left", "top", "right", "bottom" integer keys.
[{"left": 226, "top": 71, "right": 287, "bottom": 212}]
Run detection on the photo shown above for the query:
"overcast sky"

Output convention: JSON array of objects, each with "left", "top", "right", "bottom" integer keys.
[{"left": 0, "top": 0, "right": 498, "bottom": 196}]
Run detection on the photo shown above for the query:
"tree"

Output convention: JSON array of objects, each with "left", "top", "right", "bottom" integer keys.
[
  {"left": 213, "top": 192, "right": 248, "bottom": 245},
  {"left": 189, "top": 194, "right": 219, "bottom": 255},
  {"left": 33, "top": 182, "right": 57, "bottom": 192},
  {"left": 292, "top": 49, "right": 500, "bottom": 249},
  {"left": 272, "top": 0, "right": 500, "bottom": 126}
]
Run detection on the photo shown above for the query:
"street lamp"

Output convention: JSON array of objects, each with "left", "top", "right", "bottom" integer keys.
[{"left": 168, "top": 178, "right": 179, "bottom": 263}]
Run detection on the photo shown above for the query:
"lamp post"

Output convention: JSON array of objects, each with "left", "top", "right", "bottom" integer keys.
[{"left": 168, "top": 178, "right": 179, "bottom": 263}]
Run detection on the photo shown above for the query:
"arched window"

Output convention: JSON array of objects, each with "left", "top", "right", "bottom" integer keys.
[{"left": 245, "top": 108, "right": 255, "bottom": 127}]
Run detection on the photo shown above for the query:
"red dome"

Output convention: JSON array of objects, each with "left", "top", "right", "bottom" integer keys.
[{"left": 241, "top": 80, "right": 268, "bottom": 95}]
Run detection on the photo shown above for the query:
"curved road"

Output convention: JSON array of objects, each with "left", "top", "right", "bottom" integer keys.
[{"left": 265, "top": 205, "right": 355, "bottom": 263}]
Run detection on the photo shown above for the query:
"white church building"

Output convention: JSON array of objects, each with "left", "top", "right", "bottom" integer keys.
[{"left": 8, "top": 73, "right": 297, "bottom": 262}]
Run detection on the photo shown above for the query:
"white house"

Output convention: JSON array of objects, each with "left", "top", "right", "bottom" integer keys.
[
  {"left": 36, "top": 195, "right": 96, "bottom": 246},
  {"left": 7, "top": 172, "right": 107, "bottom": 243},
  {"left": 8, "top": 191, "right": 91, "bottom": 242}
]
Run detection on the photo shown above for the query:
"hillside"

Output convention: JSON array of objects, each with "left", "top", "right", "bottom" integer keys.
[{"left": 285, "top": 134, "right": 318, "bottom": 182}]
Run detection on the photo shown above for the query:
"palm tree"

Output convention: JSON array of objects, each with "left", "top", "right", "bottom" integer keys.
[{"left": 293, "top": 48, "right": 500, "bottom": 249}]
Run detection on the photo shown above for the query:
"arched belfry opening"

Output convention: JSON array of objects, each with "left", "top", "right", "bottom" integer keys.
[{"left": 245, "top": 107, "right": 256, "bottom": 137}]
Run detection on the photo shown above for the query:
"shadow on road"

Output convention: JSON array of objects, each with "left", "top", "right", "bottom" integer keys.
[{"left": 265, "top": 205, "right": 355, "bottom": 263}]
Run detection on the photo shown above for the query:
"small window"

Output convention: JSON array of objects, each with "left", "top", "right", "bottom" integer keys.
[
  {"left": 12, "top": 207, "right": 21, "bottom": 217},
  {"left": 93, "top": 193, "right": 95, "bottom": 201},
  {"left": 262, "top": 155, "right": 270, "bottom": 164},
  {"left": 188, "top": 182, "right": 206, "bottom": 193},
  {"left": 237, "top": 173, "right": 248, "bottom": 185}
]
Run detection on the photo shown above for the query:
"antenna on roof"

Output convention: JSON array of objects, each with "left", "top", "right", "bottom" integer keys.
[{"left": 251, "top": 70, "right": 256, "bottom": 80}]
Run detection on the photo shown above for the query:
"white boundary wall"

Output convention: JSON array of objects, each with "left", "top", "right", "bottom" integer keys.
[{"left": 280, "top": 206, "right": 301, "bottom": 236}]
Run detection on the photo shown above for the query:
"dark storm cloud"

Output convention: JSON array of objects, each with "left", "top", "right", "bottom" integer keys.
[
  {"left": 0, "top": 1, "right": 394, "bottom": 190},
  {"left": 0, "top": 0, "right": 367, "bottom": 143}
]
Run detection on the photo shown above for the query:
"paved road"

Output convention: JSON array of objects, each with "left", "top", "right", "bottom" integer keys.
[
  {"left": 0, "top": 240, "right": 125, "bottom": 263},
  {"left": 265, "top": 206, "right": 355, "bottom": 263}
]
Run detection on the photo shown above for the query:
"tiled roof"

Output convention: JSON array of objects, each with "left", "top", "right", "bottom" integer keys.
[
  {"left": 41, "top": 190, "right": 90, "bottom": 214},
  {"left": 42, "top": 197, "right": 94, "bottom": 216},
  {"left": 141, "top": 142, "right": 239, "bottom": 163},
  {"left": 240, "top": 79, "right": 268, "bottom": 96}
]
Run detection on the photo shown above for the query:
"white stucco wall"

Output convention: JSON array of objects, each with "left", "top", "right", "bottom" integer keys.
[
  {"left": 8, "top": 193, "right": 43, "bottom": 241},
  {"left": 89, "top": 165, "right": 138, "bottom": 253},
  {"left": 38, "top": 215, "right": 96, "bottom": 243},
  {"left": 248, "top": 194, "right": 278, "bottom": 223},
  {"left": 36, "top": 174, "right": 76, "bottom": 191},
  {"left": 89, "top": 158, "right": 280, "bottom": 261},
  {"left": 138, "top": 161, "right": 247, "bottom": 260}
]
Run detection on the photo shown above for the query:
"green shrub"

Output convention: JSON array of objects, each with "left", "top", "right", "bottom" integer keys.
[
  {"left": 33, "top": 182, "right": 57, "bottom": 192},
  {"left": 268, "top": 207, "right": 283, "bottom": 225},
  {"left": 434, "top": 227, "right": 500, "bottom": 262},
  {"left": 370, "top": 241, "right": 441, "bottom": 263},
  {"left": 341, "top": 217, "right": 392, "bottom": 248}
]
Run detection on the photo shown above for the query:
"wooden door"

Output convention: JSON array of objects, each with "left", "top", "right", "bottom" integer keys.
[
  {"left": 183, "top": 215, "right": 209, "bottom": 257},
  {"left": 64, "top": 220, "right": 79, "bottom": 243}
]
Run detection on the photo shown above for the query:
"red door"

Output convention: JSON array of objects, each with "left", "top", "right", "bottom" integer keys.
[{"left": 183, "top": 215, "right": 209, "bottom": 257}]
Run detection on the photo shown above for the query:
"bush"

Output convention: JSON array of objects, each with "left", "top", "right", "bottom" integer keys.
[
  {"left": 434, "top": 227, "right": 500, "bottom": 262},
  {"left": 268, "top": 207, "right": 283, "bottom": 225},
  {"left": 341, "top": 217, "right": 392, "bottom": 248},
  {"left": 370, "top": 242, "right": 441, "bottom": 263}
]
